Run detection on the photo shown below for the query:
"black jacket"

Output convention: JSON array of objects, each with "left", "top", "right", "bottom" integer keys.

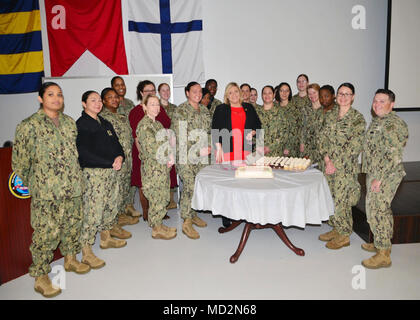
[
  {"left": 76, "top": 111, "right": 125, "bottom": 168},
  {"left": 211, "top": 103, "right": 262, "bottom": 154}
]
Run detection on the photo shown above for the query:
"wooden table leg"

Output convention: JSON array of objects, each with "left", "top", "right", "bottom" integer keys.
[
  {"left": 230, "top": 223, "right": 253, "bottom": 263},
  {"left": 272, "top": 224, "right": 305, "bottom": 256},
  {"left": 218, "top": 219, "right": 242, "bottom": 234}
]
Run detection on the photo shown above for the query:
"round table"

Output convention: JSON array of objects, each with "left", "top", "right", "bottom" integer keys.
[{"left": 191, "top": 164, "right": 334, "bottom": 262}]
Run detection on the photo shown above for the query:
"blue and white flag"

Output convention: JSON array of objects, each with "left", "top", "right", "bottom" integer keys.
[{"left": 125, "top": 0, "right": 205, "bottom": 87}]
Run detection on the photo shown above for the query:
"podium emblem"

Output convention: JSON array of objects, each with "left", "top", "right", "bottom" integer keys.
[{"left": 8, "top": 172, "right": 30, "bottom": 199}]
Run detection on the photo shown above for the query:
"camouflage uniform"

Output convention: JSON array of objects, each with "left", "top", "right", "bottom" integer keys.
[
  {"left": 279, "top": 102, "right": 299, "bottom": 157},
  {"left": 118, "top": 97, "right": 135, "bottom": 118},
  {"left": 12, "top": 109, "right": 83, "bottom": 277},
  {"left": 255, "top": 106, "right": 287, "bottom": 156},
  {"left": 252, "top": 102, "right": 262, "bottom": 109},
  {"left": 209, "top": 97, "right": 223, "bottom": 115},
  {"left": 362, "top": 111, "right": 408, "bottom": 249},
  {"left": 171, "top": 101, "right": 211, "bottom": 220},
  {"left": 80, "top": 167, "right": 119, "bottom": 245},
  {"left": 100, "top": 108, "right": 133, "bottom": 215},
  {"left": 137, "top": 116, "right": 171, "bottom": 226},
  {"left": 319, "top": 107, "right": 366, "bottom": 236},
  {"left": 162, "top": 101, "right": 177, "bottom": 119},
  {"left": 301, "top": 104, "right": 323, "bottom": 163},
  {"left": 291, "top": 94, "right": 311, "bottom": 156}
]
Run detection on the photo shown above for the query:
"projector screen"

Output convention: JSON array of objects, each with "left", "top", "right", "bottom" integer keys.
[
  {"left": 387, "top": 0, "right": 420, "bottom": 111},
  {"left": 198, "top": 0, "right": 389, "bottom": 122}
]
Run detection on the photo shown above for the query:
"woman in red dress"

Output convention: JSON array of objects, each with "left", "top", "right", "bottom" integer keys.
[
  {"left": 211, "top": 82, "right": 261, "bottom": 227},
  {"left": 128, "top": 80, "right": 177, "bottom": 220}
]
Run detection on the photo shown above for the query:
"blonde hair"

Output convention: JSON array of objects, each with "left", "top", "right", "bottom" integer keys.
[
  {"left": 223, "top": 82, "right": 243, "bottom": 105},
  {"left": 143, "top": 94, "right": 160, "bottom": 107},
  {"left": 307, "top": 83, "right": 320, "bottom": 92}
]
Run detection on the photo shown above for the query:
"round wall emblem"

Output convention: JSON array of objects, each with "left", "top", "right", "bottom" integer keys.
[{"left": 8, "top": 172, "right": 30, "bottom": 199}]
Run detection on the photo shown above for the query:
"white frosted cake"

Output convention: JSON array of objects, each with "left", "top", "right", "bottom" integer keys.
[{"left": 235, "top": 165, "right": 273, "bottom": 179}]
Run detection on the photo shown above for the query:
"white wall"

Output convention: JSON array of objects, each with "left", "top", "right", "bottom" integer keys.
[{"left": 1, "top": 0, "right": 419, "bottom": 161}]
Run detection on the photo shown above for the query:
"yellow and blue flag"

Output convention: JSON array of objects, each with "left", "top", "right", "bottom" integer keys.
[{"left": 0, "top": 0, "right": 44, "bottom": 94}]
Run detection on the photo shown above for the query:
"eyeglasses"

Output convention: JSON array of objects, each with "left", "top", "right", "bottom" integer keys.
[{"left": 337, "top": 93, "right": 353, "bottom": 97}]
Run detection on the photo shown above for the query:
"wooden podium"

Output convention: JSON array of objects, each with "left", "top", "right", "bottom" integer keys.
[{"left": 0, "top": 147, "right": 61, "bottom": 285}]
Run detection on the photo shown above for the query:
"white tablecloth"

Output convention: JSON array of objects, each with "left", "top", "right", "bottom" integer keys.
[{"left": 191, "top": 164, "right": 334, "bottom": 228}]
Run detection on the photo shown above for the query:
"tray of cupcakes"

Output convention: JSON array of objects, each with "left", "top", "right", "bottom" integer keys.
[{"left": 255, "top": 156, "right": 311, "bottom": 172}]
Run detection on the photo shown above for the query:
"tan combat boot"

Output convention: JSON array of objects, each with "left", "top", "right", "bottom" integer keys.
[
  {"left": 319, "top": 228, "right": 339, "bottom": 242},
  {"left": 182, "top": 218, "right": 200, "bottom": 239},
  {"left": 34, "top": 274, "right": 61, "bottom": 298},
  {"left": 100, "top": 230, "right": 127, "bottom": 249},
  {"left": 325, "top": 234, "right": 350, "bottom": 249},
  {"left": 166, "top": 191, "right": 178, "bottom": 210},
  {"left": 110, "top": 224, "right": 132, "bottom": 239},
  {"left": 81, "top": 245, "right": 105, "bottom": 269},
  {"left": 126, "top": 204, "right": 141, "bottom": 217},
  {"left": 192, "top": 215, "right": 207, "bottom": 228},
  {"left": 361, "top": 243, "right": 377, "bottom": 252},
  {"left": 118, "top": 213, "right": 139, "bottom": 226},
  {"left": 161, "top": 223, "right": 177, "bottom": 234},
  {"left": 152, "top": 224, "right": 177, "bottom": 240},
  {"left": 64, "top": 255, "right": 91, "bottom": 274},
  {"left": 362, "top": 249, "right": 392, "bottom": 269}
]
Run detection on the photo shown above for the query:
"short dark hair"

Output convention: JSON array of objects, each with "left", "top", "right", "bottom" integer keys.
[
  {"left": 240, "top": 83, "right": 251, "bottom": 90},
  {"left": 136, "top": 80, "right": 155, "bottom": 101},
  {"left": 101, "top": 87, "right": 118, "bottom": 101},
  {"left": 337, "top": 82, "right": 355, "bottom": 95},
  {"left": 38, "top": 82, "right": 61, "bottom": 108},
  {"left": 82, "top": 90, "right": 99, "bottom": 103},
  {"left": 261, "top": 85, "right": 274, "bottom": 96},
  {"left": 111, "top": 76, "right": 123, "bottom": 87},
  {"left": 39, "top": 81, "right": 61, "bottom": 98},
  {"left": 375, "top": 88, "right": 395, "bottom": 102},
  {"left": 185, "top": 81, "right": 201, "bottom": 94},
  {"left": 297, "top": 74, "right": 309, "bottom": 82},
  {"left": 205, "top": 79, "right": 217, "bottom": 87},
  {"left": 320, "top": 85, "right": 335, "bottom": 95}
]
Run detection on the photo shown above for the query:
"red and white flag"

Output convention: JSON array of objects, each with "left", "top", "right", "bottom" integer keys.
[{"left": 44, "top": 0, "right": 128, "bottom": 76}]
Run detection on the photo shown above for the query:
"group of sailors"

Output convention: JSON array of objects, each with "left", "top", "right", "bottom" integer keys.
[{"left": 11, "top": 73, "right": 408, "bottom": 297}]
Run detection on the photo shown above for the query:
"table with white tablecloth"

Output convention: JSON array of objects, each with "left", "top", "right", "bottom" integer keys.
[{"left": 191, "top": 164, "right": 334, "bottom": 262}]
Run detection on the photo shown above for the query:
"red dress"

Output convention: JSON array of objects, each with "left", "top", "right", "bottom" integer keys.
[
  {"left": 128, "top": 104, "right": 177, "bottom": 188},
  {"left": 223, "top": 106, "right": 250, "bottom": 161}
]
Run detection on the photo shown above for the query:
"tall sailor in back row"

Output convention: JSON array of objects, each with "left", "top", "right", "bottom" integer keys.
[{"left": 361, "top": 89, "right": 408, "bottom": 269}]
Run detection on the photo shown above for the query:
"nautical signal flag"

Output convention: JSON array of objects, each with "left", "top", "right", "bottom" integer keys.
[
  {"left": 0, "top": 0, "right": 44, "bottom": 94},
  {"left": 126, "top": 0, "right": 205, "bottom": 86},
  {"left": 44, "top": 0, "right": 128, "bottom": 77}
]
